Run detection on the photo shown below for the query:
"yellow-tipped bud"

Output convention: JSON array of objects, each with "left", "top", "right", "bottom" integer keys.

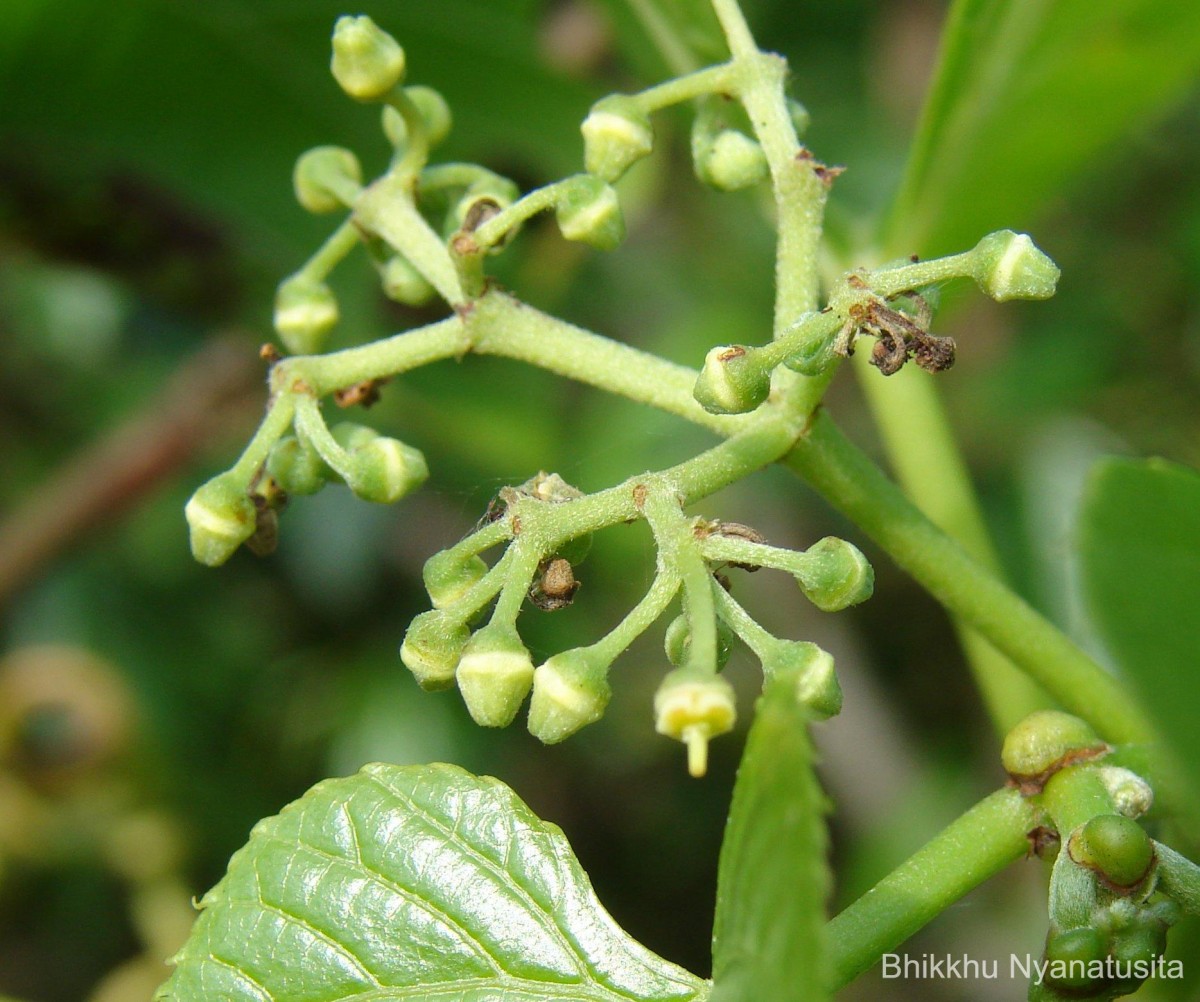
[
  {"left": 422, "top": 550, "right": 489, "bottom": 609},
  {"left": 555, "top": 176, "right": 625, "bottom": 251},
  {"left": 653, "top": 667, "right": 736, "bottom": 777}
]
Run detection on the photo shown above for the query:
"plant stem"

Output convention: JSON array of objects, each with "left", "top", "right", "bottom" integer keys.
[
  {"left": 633, "top": 63, "right": 736, "bottom": 112},
  {"left": 589, "top": 571, "right": 682, "bottom": 664},
  {"left": 824, "top": 788, "right": 1040, "bottom": 990},
  {"left": 1155, "top": 843, "right": 1200, "bottom": 915},
  {"left": 623, "top": 0, "right": 702, "bottom": 77},
  {"left": 784, "top": 410, "right": 1156, "bottom": 746},
  {"left": 298, "top": 219, "right": 361, "bottom": 283}
]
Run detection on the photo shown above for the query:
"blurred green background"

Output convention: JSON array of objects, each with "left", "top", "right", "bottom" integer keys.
[{"left": 1, "top": 1, "right": 1199, "bottom": 999}]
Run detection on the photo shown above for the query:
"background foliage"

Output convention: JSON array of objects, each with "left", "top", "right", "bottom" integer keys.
[{"left": 1, "top": 1, "right": 1199, "bottom": 999}]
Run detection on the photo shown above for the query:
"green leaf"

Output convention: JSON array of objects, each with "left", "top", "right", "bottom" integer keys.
[
  {"left": 155, "top": 762, "right": 708, "bottom": 1002},
  {"left": 710, "top": 671, "right": 829, "bottom": 1002},
  {"left": 1077, "top": 457, "right": 1200, "bottom": 795},
  {"left": 883, "top": 0, "right": 1200, "bottom": 255}
]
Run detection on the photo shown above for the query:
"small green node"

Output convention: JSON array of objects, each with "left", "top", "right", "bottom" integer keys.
[
  {"left": 653, "top": 666, "right": 736, "bottom": 777},
  {"left": 581, "top": 96, "right": 654, "bottom": 182},
  {"left": 423, "top": 551, "right": 489, "bottom": 609},
  {"left": 185, "top": 473, "right": 257, "bottom": 567},
  {"left": 1001, "top": 710, "right": 1105, "bottom": 789},
  {"left": 970, "top": 230, "right": 1060, "bottom": 301},
  {"left": 346, "top": 437, "right": 428, "bottom": 504},
  {"left": 1043, "top": 926, "right": 1109, "bottom": 991},
  {"left": 274, "top": 275, "right": 338, "bottom": 355},
  {"left": 693, "top": 344, "right": 770, "bottom": 415},
  {"left": 456, "top": 623, "right": 535, "bottom": 727},
  {"left": 797, "top": 536, "right": 874, "bottom": 611},
  {"left": 1071, "top": 814, "right": 1155, "bottom": 889},
  {"left": 331, "top": 15, "right": 406, "bottom": 101},
  {"left": 693, "top": 128, "right": 768, "bottom": 192},
  {"left": 400, "top": 610, "right": 469, "bottom": 691},
  {"left": 527, "top": 649, "right": 612, "bottom": 744},
  {"left": 293, "top": 146, "right": 361, "bottom": 214},
  {"left": 555, "top": 176, "right": 625, "bottom": 251},
  {"left": 266, "top": 436, "right": 327, "bottom": 496}
]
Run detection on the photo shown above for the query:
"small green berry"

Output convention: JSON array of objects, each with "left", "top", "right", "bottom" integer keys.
[
  {"left": 581, "top": 96, "right": 654, "bottom": 182},
  {"left": 455, "top": 623, "right": 535, "bottom": 727},
  {"left": 422, "top": 550, "right": 488, "bottom": 609},
  {"left": 266, "top": 436, "right": 327, "bottom": 496},
  {"left": 694, "top": 128, "right": 768, "bottom": 192},
  {"left": 555, "top": 176, "right": 625, "bottom": 251},
  {"left": 693, "top": 344, "right": 770, "bottom": 415},
  {"left": 293, "top": 146, "right": 361, "bottom": 214},
  {"left": 185, "top": 473, "right": 256, "bottom": 567},
  {"left": 1043, "top": 926, "right": 1109, "bottom": 991},
  {"left": 654, "top": 667, "right": 736, "bottom": 777},
  {"left": 331, "top": 15, "right": 405, "bottom": 101},
  {"left": 345, "top": 437, "right": 428, "bottom": 504},
  {"left": 1071, "top": 814, "right": 1155, "bottom": 889},
  {"left": 400, "top": 610, "right": 469, "bottom": 691},
  {"left": 1001, "top": 710, "right": 1106, "bottom": 791},
  {"left": 379, "top": 254, "right": 436, "bottom": 306},
  {"left": 796, "top": 536, "right": 874, "bottom": 612},
  {"left": 970, "top": 230, "right": 1060, "bottom": 302},
  {"left": 527, "top": 649, "right": 612, "bottom": 744},
  {"left": 274, "top": 275, "right": 338, "bottom": 355},
  {"left": 330, "top": 422, "right": 380, "bottom": 455}
]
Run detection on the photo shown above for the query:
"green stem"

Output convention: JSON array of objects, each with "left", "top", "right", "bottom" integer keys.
[
  {"left": 384, "top": 86, "right": 430, "bottom": 177},
  {"left": 784, "top": 410, "right": 1155, "bottom": 746},
  {"left": 589, "top": 570, "right": 682, "bottom": 663},
  {"left": 297, "top": 218, "right": 362, "bottom": 283},
  {"left": 472, "top": 177, "right": 578, "bottom": 250},
  {"left": 229, "top": 394, "right": 297, "bottom": 482},
  {"left": 1155, "top": 843, "right": 1200, "bottom": 916},
  {"left": 711, "top": 582, "right": 777, "bottom": 662},
  {"left": 632, "top": 63, "right": 735, "bottom": 112},
  {"left": 441, "top": 548, "right": 514, "bottom": 625},
  {"left": 491, "top": 541, "right": 542, "bottom": 625},
  {"left": 623, "top": 0, "right": 702, "bottom": 76},
  {"left": 292, "top": 394, "right": 355, "bottom": 482},
  {"left": 824, "top": 788, "right": 1040, "bottom": 990}
]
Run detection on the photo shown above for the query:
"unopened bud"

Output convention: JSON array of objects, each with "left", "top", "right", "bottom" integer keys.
[
  {"left": 971, "top": 230, "right": 1060, "bottom": 302},
  {"left": 1097, "top": 766, "right": 1153, "bottom": 820},
  {"left": 693, "top": 345, "right": 770, "bottom": 415},
  {"left": 1070, "top": 814, "right": 1155, "bottom": 890},
  {"left": 556, "top": 176, "right": 625, "bottom": 251},
  {"left": 765, "top": 642, "right": 841, "bottom": 720},
  {"left": 293, "top": 146, "right": 362, "bottom": 214},
  {"left": 423, "top": 550, "right": 488, "bottom": 608},
  {"left": 266, "top": 436, "right": 327, "bottom": 496},
  {"left": 383, "top": 86, "right": 452, "bottom": 149},
  {"left": 527, "top": 649, "right": 612, "bottom": 744},
  {"left": 400, "top": 610, "right": 469, "bottom": 690},
  {"left": 274, "top": 276, "right": 338, "bottom": 355},
  {"left": 330, "top": 422, "right": 380, "bottom": 454},
  {"left": 581, "top": 96, "right": 654, "bottom": 182},
  {"left": 331, "top": 15, "right": 405, "bottom": 101},
  {"left": 379, "top": 253, "right": 436, "bottom": 306},
  {"left": 185, "top": 473, "right": 256, "bottom": 567},
  {"left": 449, "top": 174, "right": 520, "bottom": 237},
  {"left": 1001, "top": 710, "right": 1107, "bottom": 792},
  {"left": 663, "top": 615, "right": 735, "bottom": 670},
  {"left": 654, "top": 667, "right": 736, "bottom": 777},
  {"left": 456, "top": 623, "right": 534, "bottom": 727},
  {"left": 346, "top": 437, "right": 428, "bottom": 503},
  {"left": 694, "top": 128, "right": 768, "bottom": 192},
  {"left": 795, "top": 536, "right": 874, "bottom": 612},
  {"left": 1043, "top": 927, "right": 1109, "bottom": 992}
]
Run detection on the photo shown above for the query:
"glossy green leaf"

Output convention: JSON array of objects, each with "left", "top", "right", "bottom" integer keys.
[
  {"left": 1078, "top": 457, "right": 1200, "bottom": 793},
  {"left": 710, "top": 671, "right": 829, "bottom": 1002},
  {"left": 155, "top": 762, "right": 708, "bottom": 1002},
  {"left": 883, "top": 0, "right": 1200, "bottom": 255}
]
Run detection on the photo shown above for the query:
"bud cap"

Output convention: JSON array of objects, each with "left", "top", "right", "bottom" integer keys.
[
  {"left": 347, "top": 437, "right": 428, "bottom": 503},
  {"left": 400, "top": 610, "right": 469, "bottom": 691},
  {"left": 971, "top": 230, "right": 1060, "bottom": 301},
  {"left": 693, "top": 345, "right": 770, "bottom": 415}
]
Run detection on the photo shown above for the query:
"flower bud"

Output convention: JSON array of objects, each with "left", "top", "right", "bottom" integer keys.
[
  {"left": 274, "top": 276, "right": 338, "bottom": 355},
  {"left": 1001, "top": 710, "right": 1107, "bottom": 792},
  {"left": 455, "top": 623, "right": 535, "bottom": 727},
  {"left": 346, "top": 437, "right": 428, "bottom": 503},
  {"left": 185, "top": 473, "right": 256, "bottom": 567},
  {"left": 1070, "top": 814, "right": 1155, "bottom": 889},
  {"left": 970, "top": 230, "right": 1060, "bottom": 301},
  {"left": 379, "top": 253, "right": 436, "bottom": 306},
  {"left": 1110, "top": 921, "right": 1166, "bottom": 972},
  {"left": 1097, "top": 766, "right": 1153, "bottom": 820},
  {"left": 581, "top": 96, "right": 654, "bottom": 182},
  {"left": 1043, "top": 926, "right": 1109, "bottom": 992},
  {"left": 266, "top": 436, "right": 327, "bottom": 496},
  {"left": 654, "top": 667, "right": 736, "bottom": 777},
  {"left": 693, "top": 128, "right": 768, "bottom": 192},
  {"left": 423, "top": 550, "right": 488, "bottom": 608},
  {"left": 555, "top": 176, "right": 625, "bottom": 251},
  {"left": 331, "top": 15, "right": 405, "bottom": 101},
  {"left": 330, "top": 422, "right": 380, "bottom": 454},
  {"left": 293, "top": 146, "right": 362, "bottom": 214},
  {"left": 693, "top": 345, "right": 770, "bottom": 415},
  {"left": 796, "top": 536, "right": 874, "bottom": 612},
  {"left": 527, "top": 649, "right": 612, "bottom": 744},
  {"left": 383, "top": 86, "right": 452, "bottom": 149},
  {"left": 400, "top": 610, "right": 469, "bottom": 690},
  {"left": 663, "top": 615, "right": 735, "bottom": 670},
  {"left": 764, "top": 642, "right": 842, "bottom": 720},
  {"left": 448, "top": 174, "right": 521, "bottom": 237}
]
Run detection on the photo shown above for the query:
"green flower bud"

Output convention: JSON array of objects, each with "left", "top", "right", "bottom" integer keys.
[
  {"left": 663, "top": 615, "right": 735, "bottom": 670},
  {"left": 1097, "top": 766, "right": 1153, "bottom": 820},
  {"left": 1043, "top": 926, "right": 1109, "bottom": 991},
  {"left": 764, "top": 642, "right": 842, "bottom": 720},
  {"left": 581, "top": 96, "right": 654, "bottom": 182},
  {"left": 1071, "top": 814, "right": 1155, "bottom": 889},
  {"left": 796, "top": 536, "right": 874, "bottom": 612},
  {"left": 274, "top": 276, "right": 338, "bottom": 355},
  {"left": 555, "top": 176, "right": 625, "bottom": 251},
  {"left": 1110, "top": 920, "right": 1166, "bottom": 973},
  {"left": 330, "top": 422, "right": 380, "bottom": 454},
  {"left": 694, "top": 128, "right": 768, "bottom": 192},
  {"left": 382, "top": 86, "right": 452, "bottom": 149},
  {"left": 448, "top": 173, "right": 521, "bottom": 237},
  {"left": 527, "top": 648, "right": 612, "bottom": 744},
  {"left": 1001, "top": 710, "right": 1107, "bottom": 792},
  {"left": 693, "top": 344, "right": 770, "bottom": 415},
  {"left": 422, "top": 550, "right": 488, "bottom": 608},
  {"left": 654, "top": 667, "right": 736, "bottom": 777},
  {"left": 266, "top": 436, "right": 327, "bottom": 496},
  {"left": 293, "top": 146, "right": 362, "bottom": 214},
  {"left": 970, "top": 230, "right": 1060, "bottom": 302},
  {"left": 379, "top": 253, "right": 436, "bottom": 306},
  {"left": 346, "top": 437, "right": 428, "bottom": 503},
  {"left": 456, "top": 623, "right": 535, "bottom": 727},
  {"left": 331, "top": 15, "right": 406, "bottom": 101},
  {"left": 400, "top": 610, "right": 469, "bottom": 691},
  {"left": 184, "top": 472, "right": 256, "bottom": 567}
]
